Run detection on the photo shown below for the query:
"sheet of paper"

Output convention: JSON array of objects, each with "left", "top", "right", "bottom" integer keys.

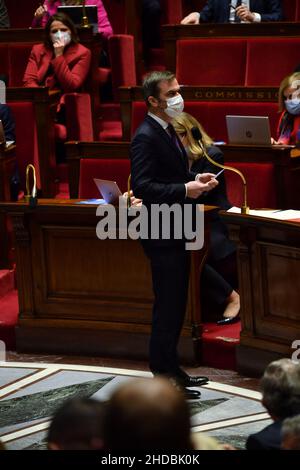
[
  {"left": 227, "top": 207, "right": 300, "bottom": 220},
  {"left": 76, "top": 199, "right": 106, "bottom": 205}
]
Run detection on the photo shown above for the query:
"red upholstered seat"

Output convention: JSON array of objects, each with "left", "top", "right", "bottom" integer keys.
[
  {"left": 225, "top": 162, "right": 276, "bottom": 208},
  {"left": 177, "top": 39, "right": 247, "bottom": 86},
  {"left": 131, "top": 101, "right": 147, "bottom": 136},
  {"left": 79, "top": 158, "right": 130, "bottom": 198},
  {"left": 246, "top": 38, "right": 300, "bottom": 87},
  {"left": 65, "top": 93, "right": 94, "bottom": 141},
  {"left": 283, "top": 0, "right": 297, "bottom": 20},
  {"left": 8, "top": 101, "right": 39, "bottom": 190},
  {"left": 108, "top": 34, "right": 137, "bottom": 101},
  {"left": 9, "top": 44, "right": 33, "bottom": 86},
  {"left": 0, "top": 44, "right": 9, "bottom": 83},
  {"left": 162, "top": 0, "right": 183, "bottom": 23}
]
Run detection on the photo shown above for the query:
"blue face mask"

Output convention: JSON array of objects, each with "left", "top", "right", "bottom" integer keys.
[{"left": 285, "top": 98, "right": 300, "bottom": 115}]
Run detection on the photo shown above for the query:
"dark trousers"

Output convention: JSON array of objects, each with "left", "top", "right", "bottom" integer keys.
[{"left": 144, "top": 245, "right": 190, "bottom": 375}]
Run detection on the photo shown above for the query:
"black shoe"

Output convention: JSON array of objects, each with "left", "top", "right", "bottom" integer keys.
[
  {"left": 175, "top": 374, "right": 209, "bottom": 387},
  {"left": 174, "top": 369, "right": 209, "bottom": 387},
  {"left": 183, "top": 388, "right": 201, "bottom": 400},
  {"left": 216, "top": 314, "right": 240, "bottom": 325}
]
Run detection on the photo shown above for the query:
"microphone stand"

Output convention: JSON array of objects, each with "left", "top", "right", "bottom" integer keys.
[
  {"left": 25, "top": 164, "right": 38, "bottom": 208},
  {"left": 191, "top": 127, "right": 250, "bottom": 215}
]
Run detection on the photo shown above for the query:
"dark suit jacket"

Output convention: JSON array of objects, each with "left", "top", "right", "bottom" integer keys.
[
  {"left": 246, "top": 420, "right": 282, "bottom": 450},
  {"left": 23, "top": 43, "right": 91, "bottom": 93},
  {"left": 0, "top": 103, "right": 15, "bottom": 142},
  {"left": 191, "top": 146, "right": 235, "bottom": 261},
  {"left": 200, "top": 0, "right": 283, "bottom": 23},
  {"left": 130, "top": 115, "right": 198, "bottom": 248},
  {"left": 0, "top": 0, "right": 9, "bottom": 28}
]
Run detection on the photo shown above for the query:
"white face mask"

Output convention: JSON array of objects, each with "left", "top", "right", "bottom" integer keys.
[
  {"left": 51, "top": 30, "right": 71, "bottom": 46},
  {"left": 164, "top": 95, "right": 184, "bottom": 118}
]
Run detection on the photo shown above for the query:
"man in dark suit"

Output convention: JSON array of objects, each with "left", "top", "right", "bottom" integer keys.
[
  {"left": 130, "top": 71, "right": 218, "bottom": 399},
  {"left": 246, "top": 358, "right": 300, "bottom": 450},
  {"left": 0, "top": 0, "right": 9, "bottom": 28},
  {"left": 181, "top": 0, "right": 282, "bottom": 24}
]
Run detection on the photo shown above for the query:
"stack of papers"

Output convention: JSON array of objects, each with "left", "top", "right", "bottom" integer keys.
[{"left": 227, "top": 207, "right": 300, "bottom": 220}]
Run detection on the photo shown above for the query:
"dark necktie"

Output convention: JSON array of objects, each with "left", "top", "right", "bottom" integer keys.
[{"left": 167, "top": 123, "right": 182, "bottom": 152}]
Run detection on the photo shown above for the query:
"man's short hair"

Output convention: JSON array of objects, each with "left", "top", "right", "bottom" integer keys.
[
  {"left": 143, "top": 70, "right": 176, "bottom": 107},
  {"left": 261, "top": 359, "right": 300, "bottom": 420},
  {"left": 282, "top": 415, "right": 300, "bottom": 450}
]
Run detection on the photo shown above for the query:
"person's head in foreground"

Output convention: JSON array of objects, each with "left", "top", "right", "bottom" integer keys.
[
  {"left": 103, "top": 377, "right": 194, "bottom": 450},
  {"left": 47, "top": 397, "right": 106, "bottom": 450},
  {"left": 172, "top": 112, "right": 213, "bottom": 159},
  {"left": 261, "top": 358, "right": 300, "bottom": 421},
  {"left": 281, "top": 415, "right": 300, "bottom": 450}
]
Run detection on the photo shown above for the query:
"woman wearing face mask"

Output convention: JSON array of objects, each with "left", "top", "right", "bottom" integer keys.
[
  {"left": 23, "top": 13, "right": 91, "bottom": 93},
  {"left": 32, "top": 0, "right": 113, "bottom": 41},
  {"left": 274, "top": 72, "right": 300, "bottom": 145},
  {"left": 172, "top": 112, "right": 240, "bottom": 325}
]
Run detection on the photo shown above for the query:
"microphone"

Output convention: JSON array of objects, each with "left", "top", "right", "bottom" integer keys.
[{"left": 191, "top": 127, "right": 249, "bottom": 214}]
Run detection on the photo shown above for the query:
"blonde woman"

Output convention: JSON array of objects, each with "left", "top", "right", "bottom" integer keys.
[
  {"left": 274, "top": 72, "right": 300, "bottom": 145},
  {"left": 172, "top": 112, "right": 240, "bottom": 324}
]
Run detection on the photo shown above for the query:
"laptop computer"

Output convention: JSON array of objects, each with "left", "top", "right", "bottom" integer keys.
[
  {"left": 94, "top": 178, "right": 122, "bottom": 204},
  {"left": 57, "top": 5, "right": 98, "bottom": 33},
  {"left": 0, "top": 120, "right": 14, "bottom": 147},
  {"left": 226, "top": 115, "right": 272, "bottom": 146}
]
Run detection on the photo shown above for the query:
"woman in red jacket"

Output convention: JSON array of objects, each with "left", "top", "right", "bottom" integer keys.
[{"left": 23, "top": 12, "right": 91, "bottom": 93}]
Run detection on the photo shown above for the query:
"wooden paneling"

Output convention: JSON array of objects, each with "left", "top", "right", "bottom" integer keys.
[
  {"left": 221, "top": 211, "right": 300, "bottom": 376},
  {"left": 0, "top": 200, "right": 214, "bottom": 363}
]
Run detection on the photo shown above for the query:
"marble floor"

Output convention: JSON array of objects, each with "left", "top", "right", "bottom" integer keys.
[{"left": 0, "top": 352, "right": 268, "bottom": 450}]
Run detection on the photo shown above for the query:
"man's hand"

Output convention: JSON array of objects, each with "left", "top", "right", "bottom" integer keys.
[
  {"left": 196, "top": 172, "right": 218, "bottom": 183},
  {"left": 185, "top": 178, "right": 218, "bottom": 199},
  {"left": 235, "top": 5, "right": 255, "bottom": 22},
  {"left": 180, "top": 12, "right": 200, "bottom": 25},
  {"left": 34, "top": 5, "right": 47, "bottom": 19}
]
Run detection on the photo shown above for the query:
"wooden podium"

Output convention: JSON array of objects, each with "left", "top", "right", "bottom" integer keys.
[
  {"left": 221, "top": 211, "right": 300, "bottom": 376},
  {"left": 0, "top": 200, "right": 214, "bottom": 364}
]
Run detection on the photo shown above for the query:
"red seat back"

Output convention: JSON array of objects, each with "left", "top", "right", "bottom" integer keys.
[
  {"left": 177, "top": 39, "right": 247, "bottom": 86},
  {"left": 131, "top": 101, "right": 279, "bottom": 143},
  {"left": 108, "top": 35, "right": 137, "bottom": 101},
  {"left": 225, "top": 162, "right": 276, "bottom": 208},
  {"left": 0, "top": 45, "right": 9, "bottom": 83},
  {"left": 246, "top": 38, "right": 300, "bottom": 87},
  {"left": 8, "top": 101, "right": 39, "bottom": 190},
  {"left": 102, "top": 0, "right": 126, "bottom": 33},
  {"left": 79, "top": 158, "right": 130, "bottom": 198},
  {"left": 9, "top": 44, "right": 33, "bottom": 86},
  {"left": 282, "top": 0, "right": 297, "bottom": 20}
]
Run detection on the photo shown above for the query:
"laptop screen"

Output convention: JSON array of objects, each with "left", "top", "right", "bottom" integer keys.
[{"left": 226, "top": 115, "right": 271, "bottom": 146}]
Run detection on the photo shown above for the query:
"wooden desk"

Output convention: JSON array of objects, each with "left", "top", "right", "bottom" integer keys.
[
  {"left": 0, "top": 200, "right": 214, "bottom": 364},
  {"left": 162, "top": 22, "right": 300, "bottom": 71},
  {"left": 220, "top": 211, "right": 300, "bottom": 376}
]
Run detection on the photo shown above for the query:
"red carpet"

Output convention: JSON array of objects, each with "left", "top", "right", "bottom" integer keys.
[
  {"left": 202, "top": 322, "right": 241, "bottom": 370},
  {"left": 0, "top": 289, "right": 18, "bottom": 350}
]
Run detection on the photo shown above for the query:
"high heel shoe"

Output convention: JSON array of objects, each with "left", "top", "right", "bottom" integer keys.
[{"left": 216, "top": 290, "right": 240, "bottom": 325}]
